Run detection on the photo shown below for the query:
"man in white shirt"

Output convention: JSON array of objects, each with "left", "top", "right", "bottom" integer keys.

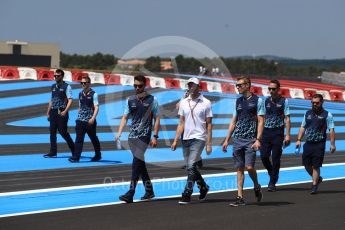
[{"left": 171, "top": 77, "right": 213, "bottom": 204}]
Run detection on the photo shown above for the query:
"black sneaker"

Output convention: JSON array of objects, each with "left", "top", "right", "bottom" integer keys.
[
  {"left": 267, "top": 183, "right": 276, "bottom": 192},
  {"left": 68, "top": 157, "right": 79, "bottom": 163},
  {"left": 310, "top": 185, "right": 318, "bottom": 195},
  {"left": 91, "top": 155, "right": 102, "bottom": 162},
  {"left": 254, "top": 184, "right": 263, "bottom": 202},
  {"left": 141, "top": 192, "right": 155, "bottom": 201},
  {"left": 44, "top": 153, "right": 57, "bottom": 158},
  {"left": 310, "top": 177, "right": 323, "bottom": 195},
  {"left": 119, "top": 192, "right": 134, "bottom": 203},
  {"left": 229, "top": 196, "right": 246, "bottom": 207},
  {"left": 199, "top": 185, "right": 209, "bottom": 201},
  {"left": 178, "top": 192, "right": 191, "bottom": 205}
]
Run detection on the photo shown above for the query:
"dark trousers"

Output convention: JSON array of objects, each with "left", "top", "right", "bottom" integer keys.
[
  {"left": 49, "top": 110, "right": 75, "bottom": 155},
  {"left": 127, "top": 137, "right": 153, "bottom": 194},
  {"left": 260, "top": 127, "right": 284, "bottom": 184},
  {"left": 74, "top": 120, "right": 101, "bottom": 159}
]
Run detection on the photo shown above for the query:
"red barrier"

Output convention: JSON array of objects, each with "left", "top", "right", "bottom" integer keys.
[
  {"left": 0, "top": 66, "right": 19, "bottom": 79},
  {"left": 329, "top": 90, "right": 344, "bottom": 101},
  {"left": 280, "top": 87, "right": 291, "bottom": 98},
  {"left": 251, "top": 86, "right": 263, "bottom": 95},
  {"left": 221, "top": 83, "right": 236, "bottom": 94},
  {"left": 303, "top": 88, "right": 317, "bottom": 100},
  {"left": 72, "top": 71, "right": 88, "bottom": 82},
  {"left": 199, "top": 81, "right": 208, "bottom": 91},
  {"left": 165, "top": 78, "right": 180, "bottom": 89},
  {"left": 251, "top": 79, "right": 345, "bottom": 91},
  {"left": 145, "top": 77, "right": 151, "bottom": 88},
  {"left": 37, "top": 69, "right": 54, "bottom": 80},
  {"left": 104, "top": 73, "right": 121, "bottom": 85}
]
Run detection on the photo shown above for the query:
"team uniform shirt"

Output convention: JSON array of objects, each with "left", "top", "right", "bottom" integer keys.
[
  {"left": 76, "top": 89, "right": 99, "bottom": 122},
  {"left": 50, "top": 82, "right": 72, "bottom": 109},
  {"left": 178, "top": 94, "right": 213, "bottom": 141},
  {"left": 301, "top": 109, "right": 334, "bottom": 142},
  {"left": 124, "top": 94, "right": 160, "bottom": 138},
  {"left": 233, "top": 94, "right": 265, "bottom": 139},
  {"left": 263, "top": 97, "right": 290, "bottom": 128}
]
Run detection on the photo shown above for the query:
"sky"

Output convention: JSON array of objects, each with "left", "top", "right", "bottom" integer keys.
[{"left": 1, "top": 0, "right": 345, "bottom": 59}]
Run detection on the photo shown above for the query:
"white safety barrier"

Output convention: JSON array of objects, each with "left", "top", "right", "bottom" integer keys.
[
  {"left": 120, "top": 74, "right": 134, "bottom": 86},
  {"left": 147, "top": 76, "right": 166, "bottom": 88},
  {"left": 204, "top": 81, "right": 222, "bottom": 93},
  {"left": 83, "top": 71, "right": 105, "bottom": 84},
  {"left": 18, "top": 67, "right": 37, "bottom": 80},
  {"left": 261, "top": 85, "right": 270, "bottom": 96},
  {"left": 289, "top": 88, "right": 305, "bottom": 99}
]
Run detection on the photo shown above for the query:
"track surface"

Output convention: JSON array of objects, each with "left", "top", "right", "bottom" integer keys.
[{"left": 1, "top": 80, "right": 344, "bottom": 229}]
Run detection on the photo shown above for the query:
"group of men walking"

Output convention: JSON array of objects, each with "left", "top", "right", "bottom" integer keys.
[
  {"left": 46, "top": 69, "right": 336, "bottom": 206},
  {"left": 44, "top": 69, "right": 102, "bottom": 163}
]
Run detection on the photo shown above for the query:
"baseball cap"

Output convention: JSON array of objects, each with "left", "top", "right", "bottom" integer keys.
[{"left": 187, "top": 77, "right": 200, "bottom": 85}]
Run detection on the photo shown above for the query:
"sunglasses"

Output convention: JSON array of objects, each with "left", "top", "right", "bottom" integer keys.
[
  {"left": 54, "top": 74, "right": 62, "bottom": 78},
  {"left": 312, "top": 101, "right": 321, "bottom": 105},
  {"left": 268, "top": 87, "right": 278, "bottom": 91},
  {"left": 134, "top": 84, "right": 144, "bottom": 88},
  {"left": 80, "top": 82, "right": 90, "bottom": 85},
  {"left": 235, "top": 83, "right": 247, "bottom": 88}
]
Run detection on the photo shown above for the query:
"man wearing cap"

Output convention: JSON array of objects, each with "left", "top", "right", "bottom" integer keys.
[
  {"left": 222, "top": 76, "right": 264, "bottom": 207},
  {"left": 115, "top": 75, "right": 161, "bottom": 203},
  {"left": 260, "top": 79, "right": 291, "bottom": 192},
  {"left": 176, "top": 89, "right": 204, "bottom": 170},
  {"left": 44, "top": 69, "right": 75, "bottom": 158},
  {"left": 171, "top": 77, "right": 213, "bottom": 205},
  {"left": 296, "top": 94, "right": 336, "bottom": 194},
  {"left": 69, "top": 76, "right": 102, "bottom": 163}
]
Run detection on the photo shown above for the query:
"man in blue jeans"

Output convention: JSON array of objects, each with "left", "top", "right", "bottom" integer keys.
[
  {"left": 115, "top": 75, "right": 160, "bottom": 203},
  {"left": 222, "top": 76, "right": 264, "bottom": 207},
  {"left": 260, "top": 79, "right": 291, "bottom": 191},
  {"left": 296, "top": 94, "right": 336, "bottom": 194},
  {"left": 44, "top": 69, "right": 75, "bottom": 158},
  {"left": 176, "top": 89, "right": 204, "bottom": 169},
  {"left": 171, "top": 77, "right": 213, "bottom": 205}
]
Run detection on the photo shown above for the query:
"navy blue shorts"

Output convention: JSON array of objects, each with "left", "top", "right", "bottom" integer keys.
[
  {"left": 302, "top": 141, "right": 326, "bottom": 168},
  {"left": 232, "top": 137, "right": 256, "bottom": 169}
]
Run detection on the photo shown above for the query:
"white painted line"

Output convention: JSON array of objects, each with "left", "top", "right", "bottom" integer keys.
[
  {"left": 1, "top": 176, "right": 345, "bottom": 219},
  {"left": 1, "top": 162, "right": 344, "bottom": 197}
]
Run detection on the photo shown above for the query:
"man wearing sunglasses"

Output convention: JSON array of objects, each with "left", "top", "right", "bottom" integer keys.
[
  {"left": 69, "top": 76, "right": 101, "bottom": 163},
  {"left": 115, "top": 75, "right": 160, "bottom": 203},
  {"left": 296, "top": 94, "right": 336, "bottom": 194},
  {"left": 222, "top": 76, "right": 264, "bottom": 206},
  {"left": 171, "top": 77, "right": 213, "bottom": 204},
  {"left": 260, "top": 79, "right": 291, "bottom": 192},
  {"left": 44, "top": 69, "right": 75, "bottom": 158}
]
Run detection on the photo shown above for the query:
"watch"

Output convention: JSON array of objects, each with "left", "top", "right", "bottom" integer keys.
[{"left": 153, "top": 135, "right": 159, "bottom": 139}]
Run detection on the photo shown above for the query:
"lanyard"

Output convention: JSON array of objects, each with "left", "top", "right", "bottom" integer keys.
[{"left": 188, "top": 98, "right": 200, "bottom": 126}]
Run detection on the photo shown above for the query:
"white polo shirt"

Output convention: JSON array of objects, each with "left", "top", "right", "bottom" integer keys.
[{"left": 178, "top": 94, "right": 213, "bottom": 141}]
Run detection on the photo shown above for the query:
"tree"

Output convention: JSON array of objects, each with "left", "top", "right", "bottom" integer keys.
[{"left": 144, "top": 56, "right": 161, "bottom": 72}]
